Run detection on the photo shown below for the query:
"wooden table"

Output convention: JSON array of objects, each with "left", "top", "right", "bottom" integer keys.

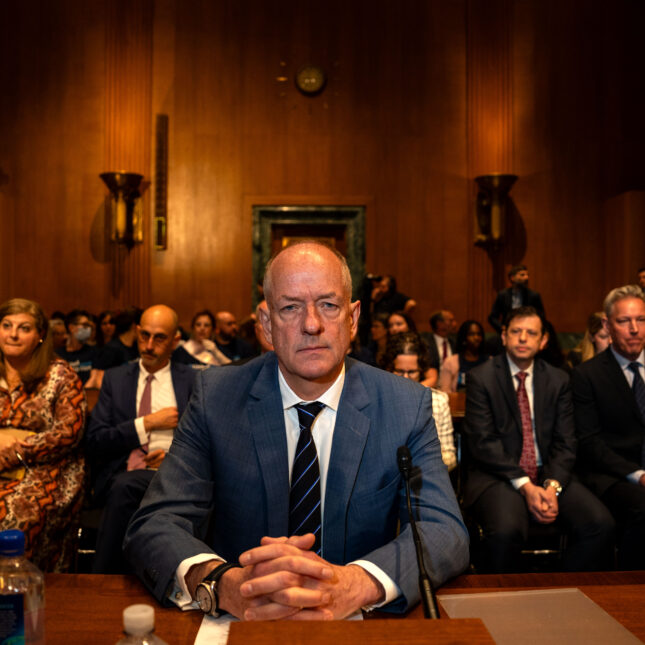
[{"left": 45, "top": 571, "right": 645, "bottom": 644}]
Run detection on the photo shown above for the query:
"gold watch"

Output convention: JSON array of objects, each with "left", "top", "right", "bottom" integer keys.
[{"left": 543, "top": 479, "right": 562, "bottom": 496}]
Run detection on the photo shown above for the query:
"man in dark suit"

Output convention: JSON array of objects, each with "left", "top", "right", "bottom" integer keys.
[
  {"left": 488, "top": 265, "right": 546, "bottom": 335},
  {"left": 464, "top": 306, "right": 614, "bottom": 573},
  {"left": 422, "top": 310, "right": 457, "bottom": 371},
  {"left": 572, "top": 284, "right": 645, "bottom": 569},
  {"left": 87, "top": 304, "right": 196, "bottom": 573},
  {"left": 125, "top": 241, "right": 468, "bottom": 620}
]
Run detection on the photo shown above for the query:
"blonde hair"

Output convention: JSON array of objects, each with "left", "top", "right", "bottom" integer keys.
[
  {"left": 0, "top": 298, "right": 54, "bottom": 391},
  {"left": 575, "top": 312, "right": 605, "bottom": 362}
]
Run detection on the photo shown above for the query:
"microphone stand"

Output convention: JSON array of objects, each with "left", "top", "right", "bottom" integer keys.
[{"left": 398, "top": 446, "right": 440, "bottom": 619}]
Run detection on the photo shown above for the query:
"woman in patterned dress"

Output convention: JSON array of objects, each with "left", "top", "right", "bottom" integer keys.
[{"left": 0, "top": 298, "right": 86, "bottom": 571}]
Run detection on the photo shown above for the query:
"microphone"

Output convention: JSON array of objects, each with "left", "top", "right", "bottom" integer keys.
[{"left": 397, "top": 445, "right": 440, "bottom": 619}]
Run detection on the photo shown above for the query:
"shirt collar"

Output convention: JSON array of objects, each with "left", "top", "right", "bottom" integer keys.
[
  {"left": 506, "top": 353, "right": 535, "bottom": 379},
  {"left": 278, "top": 363, "right": 346, "bottom": 412},
  {"left": 611, "top": 346, "right": 645, "bottom": 370},
  {"left": 138, "top": 359, "right": 172, "bottom": 380}
]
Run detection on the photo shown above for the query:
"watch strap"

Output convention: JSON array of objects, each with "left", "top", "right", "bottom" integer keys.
[
  {"left": 199, "top": 561, "right": 242, "bottom": 617},
  {"left": 203, "top": 560, "right": 241, "bottom": 584}
]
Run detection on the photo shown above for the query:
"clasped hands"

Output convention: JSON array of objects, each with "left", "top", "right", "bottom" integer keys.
[
  {"left": 520, "top": 482, "right": 558, "bottom": 523},
  {"left": 206, "top": 534, "right": 384, "bottom": 621}
]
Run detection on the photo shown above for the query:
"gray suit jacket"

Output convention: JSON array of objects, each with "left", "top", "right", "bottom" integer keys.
[{"left": 124, "top": 353, "right": 468, "bottom": 613}]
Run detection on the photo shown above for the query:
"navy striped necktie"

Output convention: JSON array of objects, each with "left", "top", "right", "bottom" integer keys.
[
  {"left": 289, "top": 401, "right": 325, "bottom": 555},
  {"left": 627, "top": 362, "right": 645, "bottom": 467}
]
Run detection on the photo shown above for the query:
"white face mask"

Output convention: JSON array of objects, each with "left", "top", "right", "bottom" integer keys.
[{"left": 74, "top": 327, "right": 91, "bottom": 343}]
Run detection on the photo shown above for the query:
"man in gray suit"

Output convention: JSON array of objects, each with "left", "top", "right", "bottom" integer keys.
[{"left": 125, "top": 241, "right": 468, "bottom": 620}]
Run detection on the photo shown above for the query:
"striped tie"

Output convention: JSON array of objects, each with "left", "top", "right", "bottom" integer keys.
[
  {"left": 627, "top": 362, "right": 645, "bottom": 468},
  {"left": 289, "top": 402, "right": 325, "bottom": 555}
]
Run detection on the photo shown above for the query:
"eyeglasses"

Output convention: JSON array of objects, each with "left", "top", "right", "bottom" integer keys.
[{"left": 393, "top": 369, "right": 420, "bottom": 378}]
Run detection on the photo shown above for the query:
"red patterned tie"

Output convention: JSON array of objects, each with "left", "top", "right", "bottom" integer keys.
[
  {"left": 442, "top": 339, "right": 448, "bottom": 361},
  {"left": 516, "top": 371, "right": 538, "bottom": 484},
  {"left": 127, "top": 374, "right": 154, "bottom": 471}
]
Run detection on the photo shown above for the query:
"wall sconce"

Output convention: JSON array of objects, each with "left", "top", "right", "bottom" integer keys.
[
  {"left": 100, "top": 171, "right": 144, "bottom": 249},
  {"left": 474, "top": 173, "right": 518, "bottom": 248}
]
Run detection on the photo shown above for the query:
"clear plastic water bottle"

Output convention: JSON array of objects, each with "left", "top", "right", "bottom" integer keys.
[
  {"left": 0, "top": 529, "right": 45, "bottom": 645},
  {"left": 116, "top": 604, "right": 168, "bottom": 645}
]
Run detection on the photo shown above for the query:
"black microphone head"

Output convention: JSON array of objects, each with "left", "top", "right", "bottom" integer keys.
[{"left": 397, "top": 445, "right": 412, "bottom": 476}]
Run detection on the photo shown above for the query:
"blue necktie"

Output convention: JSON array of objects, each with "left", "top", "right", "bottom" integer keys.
[
  {"left": 289, "top": 402, "right": 325, "bottom": 555},
  {"left": 627, "top": 362, "right": 645, "bottom": 468}
]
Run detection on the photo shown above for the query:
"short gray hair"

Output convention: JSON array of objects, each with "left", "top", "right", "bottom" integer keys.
[
  {"left": 263, "top": 240, "right": 353, "bottom": 303},
  {"left": 603, "top": 284, "right": 645, "bottom": 317}
]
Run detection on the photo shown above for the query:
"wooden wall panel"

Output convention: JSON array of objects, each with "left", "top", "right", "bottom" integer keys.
[{"left": 1, "top": 0, "right": 645, "bottom": 334}]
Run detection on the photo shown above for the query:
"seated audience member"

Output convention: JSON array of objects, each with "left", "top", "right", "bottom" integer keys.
[
  {"left": 237, "top": 312, "right": 262, "bottom": 357},
  {"left": 124, "top": 241, "right": 468, "bottom": 619},
  {"left": 387, "top": 310, "right": 417, "bottom": 335},
  {"left": 371, "top": 274, "right": 417, "bottom": 317},
  {"left": 572, "top": 285, "right": 645, "bottom": 569},
  {"left": 439, "top": 320, "right": 489, "bottom": 393},
  {"left": 175, "top": 309, "right": 230, "bottom": 366},
  {"left": 383, "top": 332, "right": 457, "bottom": 471},
  {"left": 49, "top": 317, "right": 68, "bottom": 350},
  {"left": 0, "top": 298, "right": 86, "bottom": 571},
  {"left": 488, "top": 264, "right": 546, "bottom": 335},
  {"left": 388, "top": 312, "right": 438, "bottom": 385},
  {"left": 421, "top": 310, "right": 456, "bottom": 371},
  {"left": 86, "top": 305, "right": 195, "bottom": 574},
  {"left": 537, "top": 320, "right": 566, "bottom": 369},
  {"left": 463, "top": 306, "right": 614, "bottom": 573},
  {"left": 55, "top": 309, "right": 97, "bottom": 386},
  {"left": 368, "top": 312, "right": 390, "bottom": 366},
  {"left": 213, "top": 311, "right": 255, "bottom": 361},
  {"left": 566, "top": 312, "right": 610, "bottom": 371},
  {"left": 96, "top": 310, "right": 116, "bottom": 347},
  {"left": 93, "top": 307, "right": 141, "bottom": 371}
]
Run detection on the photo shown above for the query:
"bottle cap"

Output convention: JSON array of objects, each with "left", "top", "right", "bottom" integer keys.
[
  {"left": 0, "top": 530, "right": 25, "bottom": 556},
  {"left": 123, "top": 604, "right": 155, "bottom": 636}
]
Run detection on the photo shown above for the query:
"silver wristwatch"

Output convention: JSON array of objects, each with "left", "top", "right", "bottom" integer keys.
[{"left": 195, "top": 561, "right": 241, "bottom": 617}]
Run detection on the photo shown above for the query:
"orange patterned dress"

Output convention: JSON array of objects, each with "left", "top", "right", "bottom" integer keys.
[{"left": 0, "top": 359, "right": 86, "bottom": 571}]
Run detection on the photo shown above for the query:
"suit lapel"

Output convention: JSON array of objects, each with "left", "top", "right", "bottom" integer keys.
[
  {"left": 246, "top": 355, "right": 291, "bottom": 537},
  {"left": 602, "top": 349, "right": 642, "bottom": 422},
  {"left": 532, "top": 359, "right": 547, "bottom": 449},
  {"left": 170, "top": 363, "right": 191, "bottom": 414},
  {"left": 495, "top": 355, "right": 522, "bottom": 431},
  {"left": 125, "top": 362, "right": 139, "bottom": 417},
  {"left": 323, "top": 361, "right": 371, "bottom": 563}
]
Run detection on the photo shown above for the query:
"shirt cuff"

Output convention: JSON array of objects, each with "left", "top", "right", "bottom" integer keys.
[
  {"left": 170, "top": 553, "right": 223, "bottom": 610},
  {"left": 134, "top": 417, "right": 148, "bottom": 446},
  {"left": 511, "top": 476, "right": 530, "bottom": 490},
  {"left": 627, "top": 470, "right": 645, "bottom": 485},
  {"left": 349, "top": 559, "right": 400, "bottom": 610}
]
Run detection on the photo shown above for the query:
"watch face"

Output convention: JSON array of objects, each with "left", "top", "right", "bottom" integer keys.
[{"left": 196, "top": 584, "right": 213, "bottom": 614}]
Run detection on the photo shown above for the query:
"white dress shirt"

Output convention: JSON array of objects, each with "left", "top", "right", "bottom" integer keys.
[
  {"left": 506, "top": 355, "right": 543, "bottom": 490},
  {"left": 133, "top": 361, "right": 177, "bottom": 453},
  {"left": 610, "top": 347, "right": 645, "bottom": 484},
  {"left": 433, "top": 334, "right": 453, "bottom": 363},
  {"left": 173, "top": 364, "right": 399, "bottom": 611}
]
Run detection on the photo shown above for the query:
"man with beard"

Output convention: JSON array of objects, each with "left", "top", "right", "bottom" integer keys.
[
  {"left": 87, "top": 304, "right": 195, "bottom": 573},
  {"left": 214, "top": 310, "right": 256, "bottom": 361}
]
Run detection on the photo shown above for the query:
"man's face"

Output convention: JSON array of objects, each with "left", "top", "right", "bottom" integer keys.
[
  {"left": 510, "top": 269, "right": 529, "bottom": 287},
  {"left": 638, "top": 271, "right": 645, "bottom": 290},
  {"left": 137, "top": 308, "right": 178, "bottom": 373},
  {"left": 261, "top": 245, "right": 360, "bottom": 398},
  {"left": 434, "top": 317, "right": 449, "bottom": 338},
  {"left": 442, "top": 310, "right": 457, "bottom": 335},
  {"left": 605, "top": 297, "right": 645, "bottom": 361},
  {"left": 502, "top": 314, "right": 547, "bottom": 367},
  {"left": 216, "top": 313, "right": 238, "bottom": 342}
]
